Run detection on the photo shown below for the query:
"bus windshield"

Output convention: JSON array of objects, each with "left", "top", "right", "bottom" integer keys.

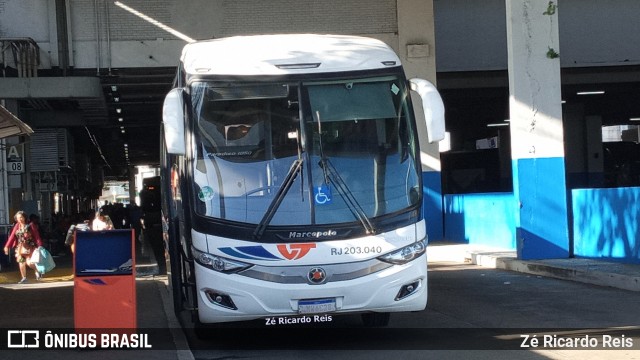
[{"left": 191, "top": 76, "right": 422, "bottom": 228}]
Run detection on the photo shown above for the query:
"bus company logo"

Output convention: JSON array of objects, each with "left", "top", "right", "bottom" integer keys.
[
  {"left": 277, "top": 243, "right": 316, "bottom": 260},
  {"left": 7, "top": 330, "right": 39, "bottom": 348},
  {"left": 307, "top": 267, "right": 327, "bottom": 284},
  {"left": 218, "top": 244, "right": 315, "bottom": 261}
]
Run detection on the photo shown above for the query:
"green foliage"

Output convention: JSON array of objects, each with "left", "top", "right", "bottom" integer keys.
[
  {"left": 544, "top": 2, "right": 558, "bottom": 59},
  {"left": 543, "top": 1, "right": 557, "bottom": 16}
]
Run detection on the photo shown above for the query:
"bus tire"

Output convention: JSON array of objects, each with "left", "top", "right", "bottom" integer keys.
[
  {"left": 361, "top": 312, "right": 390, "bottom": 327},
  {"left": 168, "top": 220, "right": 185, "bottom": 314}
]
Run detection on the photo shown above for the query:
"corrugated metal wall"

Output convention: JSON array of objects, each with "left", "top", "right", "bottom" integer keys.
[{"left": 29, "top": 128, "right": 73, "bottom": 171}]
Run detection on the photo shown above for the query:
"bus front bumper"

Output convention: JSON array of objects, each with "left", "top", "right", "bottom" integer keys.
[{"left": 194, "top": 256, "right": 428, "bottom": 324}]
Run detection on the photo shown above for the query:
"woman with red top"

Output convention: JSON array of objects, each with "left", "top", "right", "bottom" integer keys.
[{"left": 3, "top": 211, "right": 44, "bottom": 283}]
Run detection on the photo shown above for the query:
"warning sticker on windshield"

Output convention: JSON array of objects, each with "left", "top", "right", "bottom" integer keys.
[{"left": 198, "top": 186, "right": 215, "bottom": 201}]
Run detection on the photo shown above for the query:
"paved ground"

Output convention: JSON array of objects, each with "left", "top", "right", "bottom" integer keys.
[
  {"left": 428, "top": 242, "right": 640, "bottom": 292},
  {"left": 0, "top": 240, "right": 637, "bottom": 359},
  {"left": 0, "top": 252, "right": 74, "bottom": 284}
]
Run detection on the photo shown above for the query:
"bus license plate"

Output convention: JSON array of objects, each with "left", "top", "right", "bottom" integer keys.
[{"left": 298, "top": 298, "right": 336, "bottom": 314}]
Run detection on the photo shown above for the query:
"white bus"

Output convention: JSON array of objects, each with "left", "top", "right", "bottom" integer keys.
[{"left": 161, "top": 34, "right": 445, "bottom": 329}]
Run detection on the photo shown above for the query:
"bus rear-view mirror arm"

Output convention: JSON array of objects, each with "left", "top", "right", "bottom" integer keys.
[
  {"left": 409, "top": 78, "right": 445, "bottom": 143},
  {"left": 163, "top": 88, "right": 187, "bottom": 155}
]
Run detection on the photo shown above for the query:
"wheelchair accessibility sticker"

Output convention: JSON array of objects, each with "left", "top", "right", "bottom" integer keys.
[{"left": 314, "top": 184, "right": 332, "bottom": 205}]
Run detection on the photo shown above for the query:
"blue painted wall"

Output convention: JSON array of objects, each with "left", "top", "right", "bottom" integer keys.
[
  {"left": 443, "top": 193, "right": 516, "bottom": 249},
  {"left": 434, "top": 159, "right": 640, "bottom": 263},
  {"left": 513, "top": 158, "right": 570, "bottom": 259},
  {"left": 572, "top": 187, "right": 640, "bottom": 263},
  {"left": 423, "top": 171, "right": 444, "bottom": 241}
]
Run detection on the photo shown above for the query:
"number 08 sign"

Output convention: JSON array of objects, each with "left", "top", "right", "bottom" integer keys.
[
  {"left": 6, "top": 144, "right": 25, "bottom": 174},
  {"left": 7, "top": 161, "right": 24, "bottom": 173}
]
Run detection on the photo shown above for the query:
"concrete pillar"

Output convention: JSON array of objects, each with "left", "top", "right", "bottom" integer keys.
[
  {"left": 397, "top": 0, "right": 443, "bottom": 240},
  {"left": 128, "top": 166, "right": 137, "bottom": 205},
  {"left": 0, "top": 138, "right": 8, "bottom": 224},
  {"left": 506, "top": 0, "right": 569, "bottom": 259}
]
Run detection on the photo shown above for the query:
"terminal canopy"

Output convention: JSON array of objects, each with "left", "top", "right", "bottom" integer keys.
[{"left": 0, "top": 104, "right": 33, "bottom": 139}]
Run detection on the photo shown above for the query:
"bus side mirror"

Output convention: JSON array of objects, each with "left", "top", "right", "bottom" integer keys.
[
  {"left": 163, "top": 88, "right": 186, "bottom": 155},
  {"left": 409, "top": 78, "right": 445, "bottom": 143}
]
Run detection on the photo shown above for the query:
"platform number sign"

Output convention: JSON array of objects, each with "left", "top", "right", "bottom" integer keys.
[
  {"left": 6, "top": 144, "right": 25, "bottom": 174},
  {"left": 7, "top": 161, "right": 24, "bottom": 172}
]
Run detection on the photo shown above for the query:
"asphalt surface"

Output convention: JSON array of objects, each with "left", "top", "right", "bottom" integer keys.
[
  {"left": 0, "top": 240, "right": 637, "bottom": 359},
  {"left": 428, "top": 242, "right": 640, "bottom": 292}
]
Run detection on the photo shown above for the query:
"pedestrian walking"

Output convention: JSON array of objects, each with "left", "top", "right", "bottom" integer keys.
[
  {"left": 3, "top": 211, "right": 44, "bottom": 283},
  {"left": 91, "top": 208, "right": 114, "bottom": 231}
]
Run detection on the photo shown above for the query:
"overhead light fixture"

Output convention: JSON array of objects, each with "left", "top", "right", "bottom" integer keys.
[
  {"left": 630, "top": 117, "right": 640, "bottom": 121},
  {"left": 111, "top": 85, "right": 117, "bottom": 92},
  {"left": 116, "top": 108, "right": 122, "bottom": 114},
  {"left": 114, "top": 97, "right": 120, "bottom": 102},
  {"left": 577, "top": 90, "right": 605, "bottom": 95},
  {"left": 124, "top": 143, "right": 128, "bottom": 147},
  {"left": 487, "top": 123, "right": 509, "bottom": 127},
  {"left": 118, "top": 117, "right": 123, "bottom": 122}
]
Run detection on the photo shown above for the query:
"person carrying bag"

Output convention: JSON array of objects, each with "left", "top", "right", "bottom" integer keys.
[
  {"left": 32, "top": 246, "right": 56, "bottom": 274},
  {"left": 3, "top": 211, "right": 44, "bottom": 283}
]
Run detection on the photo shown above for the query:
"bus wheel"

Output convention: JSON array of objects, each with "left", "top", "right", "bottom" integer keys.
[
  {"left": 361, "top": 312, "right": 390, "bottom": 327},
  {"left": 168, "top": 250, "right": 183, "bottom": 314}
]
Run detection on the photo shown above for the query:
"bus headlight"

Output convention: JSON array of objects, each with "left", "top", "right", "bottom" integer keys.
[
  {"left": 192, "top": 247, "right": 252, "bottom": 273},
  {"left": 378, "top": 238, "right": 427, "bottom": 265}
]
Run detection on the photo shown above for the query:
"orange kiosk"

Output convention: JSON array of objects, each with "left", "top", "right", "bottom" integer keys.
[{"left": 74, "top": 229, "right": 136, "bottom": 329}]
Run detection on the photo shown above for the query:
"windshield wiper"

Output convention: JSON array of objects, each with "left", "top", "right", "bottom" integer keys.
[
  {"left": 313, "top": 110, "right": 374, "bottom": 234},
  {"left": 253, "top": 159, "right": 303, "bottom": 241},
  {"left": 319, "top": 158, "right": 375, "bottom": 234}
]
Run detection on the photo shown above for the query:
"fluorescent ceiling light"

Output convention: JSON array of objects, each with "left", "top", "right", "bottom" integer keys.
[
  {"left": 577, "top": 91, "right": 605, "bottom": 95},
  {"left": 630, "top": 117, "right": 640, "bottom": 121},
  {"left": 487, "top": 123, "right": 509, "bottom": 127}
]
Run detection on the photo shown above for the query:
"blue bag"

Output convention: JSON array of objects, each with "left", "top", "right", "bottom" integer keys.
[{"left": 35, "top": 247, "right": 56, "bottom": 274}]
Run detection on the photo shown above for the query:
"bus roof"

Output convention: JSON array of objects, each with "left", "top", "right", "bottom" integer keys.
[{"left": 180, "top": 34, "right": 402, "bottom": 76}]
